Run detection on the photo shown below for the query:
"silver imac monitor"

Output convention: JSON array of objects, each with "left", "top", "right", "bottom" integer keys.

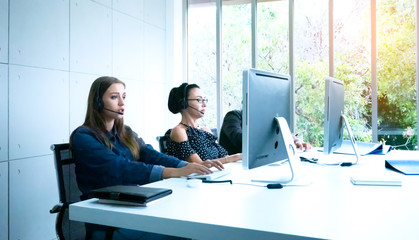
[
  {"left": 323, "top": 77, "right": 360, "bottom": 166},
  {"left": 242, "top": 68, "right": 308, "bottom": 185},
  {"left": 323, "top": 77, "right": 344, "bottom": 155},
  {"left": 242, "top": 68, "right": 292, "bottom": 170}
]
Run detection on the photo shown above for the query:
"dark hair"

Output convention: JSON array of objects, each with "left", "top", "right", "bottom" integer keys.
[
  {"left": 70, "top": 76, "right": 140, "bottom": 159},
  {"left": 168, "top": 83, "right": 200, "bottom": 114}
]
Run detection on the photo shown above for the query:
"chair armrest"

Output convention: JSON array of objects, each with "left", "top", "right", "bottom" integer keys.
[{"left": 49, "top": 203, "right": 63, "bottom": 214}]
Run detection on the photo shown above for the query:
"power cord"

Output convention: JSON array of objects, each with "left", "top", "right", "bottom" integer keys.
[{"left": 202, "top": 180, "right": 283, "bottom": 189}]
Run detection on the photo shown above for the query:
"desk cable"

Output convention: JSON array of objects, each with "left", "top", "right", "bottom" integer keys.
[
  {"left": 202, "top": 180, "right": 283, "bottom": 189},
  {"left": 300, "top": 156, "right": 355, "bottom": 167}
]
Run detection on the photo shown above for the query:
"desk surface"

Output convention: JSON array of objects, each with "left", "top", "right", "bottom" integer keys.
[{"left": 70, "top": 150, "right": 419, "bottom": 240}]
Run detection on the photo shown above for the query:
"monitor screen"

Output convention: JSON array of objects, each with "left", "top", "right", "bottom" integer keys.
[
  {"left": 323, "top": 77, "right": 344, "bottom": 155},
  {"left": 242, "top": 68, "right": 292, "bottom": 170}
]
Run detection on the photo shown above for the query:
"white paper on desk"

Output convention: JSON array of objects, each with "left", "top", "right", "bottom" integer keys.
[
  {"left": 350, "top": 173, "right": 402, "bottom": 186},
  {"left": 333, "top": 140, "right": 391, "bottom": 155}
]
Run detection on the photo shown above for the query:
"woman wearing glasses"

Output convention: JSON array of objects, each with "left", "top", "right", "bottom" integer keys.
[{"left": 166, "top": 83, "right": 242, "bottom": 167}]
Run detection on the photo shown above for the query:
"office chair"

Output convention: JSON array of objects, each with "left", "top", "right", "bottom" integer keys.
[
  {"left": 210, "top": 128, "right": 218, "bottom": 140},
  {"left": 156, "top": 135, "right": 169, "bottom": 154},
  {"left": 50, "top": 143, "right": 86, "bottom": 240},
  {"left": 50, "top": 143, "right": 115, "bottom": 240}
]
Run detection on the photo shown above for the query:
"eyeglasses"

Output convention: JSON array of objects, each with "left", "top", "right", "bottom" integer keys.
[{"left": 188, "top": 97, "right": 208, "bottom": 104}]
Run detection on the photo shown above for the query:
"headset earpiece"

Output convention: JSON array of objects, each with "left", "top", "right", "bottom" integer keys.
[
  {"left": 95, "top": 96, "right": 103, "bottom": 110},
  {"left": 94, "top": 83, "right": 104, "bottom": 111},
  {"left": 180, "top": 83, "right": 189, "bottom": 110}
]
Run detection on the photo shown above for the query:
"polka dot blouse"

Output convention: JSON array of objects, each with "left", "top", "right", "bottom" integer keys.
[{"left": 166, "top": 124, "right": 228, "bottom": 161}]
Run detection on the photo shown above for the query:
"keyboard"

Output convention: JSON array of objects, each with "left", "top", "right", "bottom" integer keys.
[
  {"left": 299, "top": 150, "right": 344, "bottom": 165},
  {"left": 187, "top": 168, "right": 231, "bottom": 180}
]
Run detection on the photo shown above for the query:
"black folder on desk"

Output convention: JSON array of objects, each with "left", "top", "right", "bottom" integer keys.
[
  {"left": 92, "top": 185, "right": 172, "bottom": 206},
  {"left": 385, "top": 160, "right": 419, "bottom": 175}
]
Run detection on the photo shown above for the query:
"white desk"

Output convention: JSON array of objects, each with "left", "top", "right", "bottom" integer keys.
[{"left": 70, "top": 150, "right": 419, "bottom": 240}]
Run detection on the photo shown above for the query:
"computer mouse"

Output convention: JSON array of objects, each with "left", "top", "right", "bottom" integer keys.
[{"left": 187, "top": 179, "right": 202, "bottom": 188}]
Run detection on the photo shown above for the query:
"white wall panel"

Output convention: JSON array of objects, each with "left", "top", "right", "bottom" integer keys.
[
  {"left": 141, "top": 81, "right": 170, "bottom": 149},
  {"left": 70, "top": 0, "right": 112, "bottom": 75},
  {"left": 0, "top": 162, "right": 8, "bottom": 240},
  {"left": 9, "top": 156, "right": 58, "bottom": 240},
  {"left": 70, "top": 72, "right": 98, "bottom": 133},
  {"left": 91, "top": 0, "right": 112, "bottom": 8},
  {"left": 123, "top": 79, "right": 144, "bottom": 140},
  {"left": 114, "top": 0, "right": 144, "bottom": 19},
  {"left": 0, "top": 64, "right": 7, "bottom": 162},
  {"left": 9, "top": 0, "right": 69, "bottom": 70},
  {"left": 138, "top": 0, "right": 145, "bottom": 20},
  {"left": 144, "top": 24, "right": 166, "bottom": 84},
  {"left": 144, "top": 0, "right": 166, "bottom": 29},
  {"left": 113, "top": 11, "right": 143, "bottom": 80},
  {"left": 0, "top": 0, "right": 8, "bottom": 64},
  {"left": 142, "top": 24, "right": 167, "bottom": 149},
  {"left": 9, "top": 66, "right": 69, "bottom": 160}
]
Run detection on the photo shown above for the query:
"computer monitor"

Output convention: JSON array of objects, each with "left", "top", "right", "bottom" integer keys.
[
  {"left": 323, "top": 77, "right": 360, "bottom": 165},
  {"left": 323, "top": 77, "right": 344, "bottom": 154},
  {"left": 242, "top": 68, "right": 302, "bottom": 183}
]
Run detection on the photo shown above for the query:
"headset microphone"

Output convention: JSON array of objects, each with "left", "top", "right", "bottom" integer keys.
[
  {"left": 189, "top": 106, "right": 205, "bottom": 115},
  {"left": 104, "top": 108, "right": 124, "bottom": 115}
]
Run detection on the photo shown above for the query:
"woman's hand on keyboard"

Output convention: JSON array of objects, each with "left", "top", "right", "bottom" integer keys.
[
  {"left": 201, "top": 159, "right": 224, "bottom": 171},
  {"left": 162, "top": 163, "right": 212, "bottom": 178},
  {"left": 225, "top": 153, "right": 242, "bottom": 163}
]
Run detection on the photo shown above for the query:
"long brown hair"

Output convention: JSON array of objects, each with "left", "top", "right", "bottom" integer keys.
[{"left": 72, "top": 76, "right": 140, "bottom": 159}]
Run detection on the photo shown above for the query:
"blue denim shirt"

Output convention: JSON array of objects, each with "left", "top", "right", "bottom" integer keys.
[{"left": 71, "top": 126, "right": 188, "bottom": 198}]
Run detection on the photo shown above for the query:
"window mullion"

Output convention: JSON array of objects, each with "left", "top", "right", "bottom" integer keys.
[{"left": 371, "top": 0, "right": 378, "bottom": 142}]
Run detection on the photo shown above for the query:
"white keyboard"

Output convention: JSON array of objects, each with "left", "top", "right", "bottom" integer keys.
[{"left": 187, "top": 168, "right": 231, "bottom": 180}]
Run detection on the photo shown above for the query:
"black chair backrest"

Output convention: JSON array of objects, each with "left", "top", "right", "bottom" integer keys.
[
  {"left": 156, "top": 135, "right": 169, "bottom": 154},
  {"left": 211, "top": 128, "right": 218, "bottom": 139},
  {"left": 51, "top": 143, "right": 82, "bottom": 205},
  {"left": 51, "top": 143, "right": 85, "bottom": 240}
]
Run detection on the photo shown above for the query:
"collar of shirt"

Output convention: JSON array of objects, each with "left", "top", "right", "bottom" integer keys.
[{"left": 105, "top": 126, "right": 118, "bottom": 142}]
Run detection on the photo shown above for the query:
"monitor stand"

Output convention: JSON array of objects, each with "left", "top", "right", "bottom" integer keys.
[
  {"left": 250, "top": 117, "right": 310, "bottom": 185},
  {"left": 317, "top": 114, "right": 361, "bottom": 166},
  {"left": 341, "top": 114, "right": 360, "bottom": 165},
  {"left": 340, "top": 114, "right": 361, "bottom": 165}
]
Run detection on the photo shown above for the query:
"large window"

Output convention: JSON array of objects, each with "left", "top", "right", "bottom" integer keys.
[
  {"left": 257, "top": 0, "right": 289, "bottom": 73},
  {"left": 187, "top": 0, "right": 418, "bottom": 149},
  {"left": 188, "top": 1, "right": 217, "bottom": 127},
  {"left": 334, "top": 0, "right": 372, "bottom": 143},
  {"left": 377, "top": 0, "right": 417, "bottom": 150},
  {"left": 294, "top": 0, "right": 328, "bottom": 146},
  {"left": 222, "top": 1, "right": 251, "bottom": 117}
]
